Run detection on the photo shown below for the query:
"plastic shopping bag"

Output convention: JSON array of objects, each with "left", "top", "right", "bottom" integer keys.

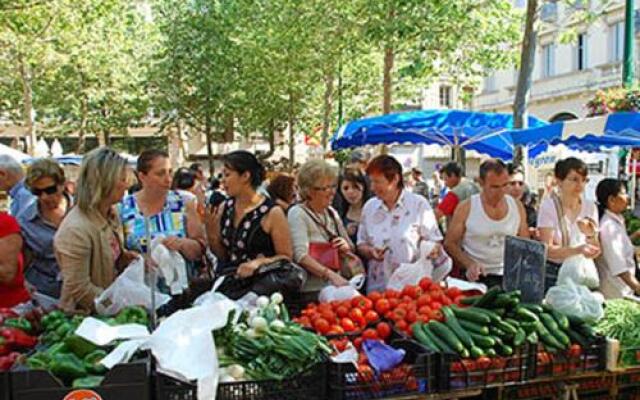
[
  {"left": 557, "top": 254, "right": 600, "bottom": 289},
  {"left": 545, "top": 281, "right": 604, "bottom": 324},
  {"left": 95, "top": 256, "right": 171, "bottom": 315},
  {"left": 318, "top": 274, "right": 365, "bottom": 303},
  {"left": 151, "top": 237, "right": 189, "bottom": 295}
]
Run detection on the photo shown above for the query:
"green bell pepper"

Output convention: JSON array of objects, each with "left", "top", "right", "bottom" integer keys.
[
  {"left": 64, "top": 335, "right": 98, "bottom": 358},
  {"left": 46, "top": 342, "right": 69, "bottom": 357},
  {"left": 55, "top": 322, "right": 73, "bottom": 339},
  {"left": 49, "top": 353, "right": 88, "bottom": 381},
  {"left": 115, "top": 306, "right": 148, "bottom": 325},
  {"left": 26, "top": 352, "right": 51, "bottom": 369},
  {"left": 83, "top": 349, "right": 107, "bottom": 374},
  {"left": 41, "top": 311, "right": 66, "bottom": 332},
  {"left": 3, "top": 317, "right": 32, "bottom": 332},
  {"left": 72, "top": 375, "right": 104, "bottom": 389}
]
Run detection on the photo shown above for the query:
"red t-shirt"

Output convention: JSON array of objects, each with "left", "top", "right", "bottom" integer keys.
[
  {"left": 0, "top": 212, "right": 31, "bottom": 307},
  {"left": 437, "top": 192, "right": 460, "bottom": 217}
]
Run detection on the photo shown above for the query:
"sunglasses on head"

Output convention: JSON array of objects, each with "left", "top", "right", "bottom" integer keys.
[{"left": 30, "top": 184, "right": 59, "bottom": 196}]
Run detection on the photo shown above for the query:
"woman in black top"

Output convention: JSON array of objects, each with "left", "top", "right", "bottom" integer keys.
[{"left": 205, "top": 151, "right": 292, "bottom": 277}]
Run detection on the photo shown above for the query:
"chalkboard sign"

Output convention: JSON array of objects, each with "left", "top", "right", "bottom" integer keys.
[{"left": 503, "top": 235, "right": 548, "bottom": 304}]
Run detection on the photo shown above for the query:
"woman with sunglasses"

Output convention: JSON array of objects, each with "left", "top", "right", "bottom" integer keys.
[
  {"left": 537, "top": 157, "right": 601, "bottom": 289},
  {"left": 17, "top": 159, "right": 72, "bottom": 298},
  {"left": 55, "top": 148, "right": 137, "bottom": 313},
  {"left": 507, "top": 164, "right": 537, "bottom": 228}
]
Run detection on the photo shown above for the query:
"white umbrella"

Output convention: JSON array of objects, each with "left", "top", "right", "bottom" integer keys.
[
  {"left": 51, "top": 139, "right": 63, "bottom": 157},
  {"left": 34, "top": 138, "right": 50, "bottom": 158}
]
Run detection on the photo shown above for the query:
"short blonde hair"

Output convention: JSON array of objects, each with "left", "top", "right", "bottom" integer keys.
[
  {"left": 26, "top": 158, "right": 65, "bottom": 188},
  {"left": 296, "top": 159, "right": 338, "bottom": 200},
  {"left": 76, "top": 147, "right": 127, "bottom": 212}
]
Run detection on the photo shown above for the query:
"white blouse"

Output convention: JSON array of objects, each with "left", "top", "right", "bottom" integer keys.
[{"left": 597, "top": 210, "right": 637, "bottom": 299}]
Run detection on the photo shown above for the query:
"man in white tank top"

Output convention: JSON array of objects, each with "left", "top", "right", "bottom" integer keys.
[{"left": 444, "top": 159, "right": 529, "bottom": 287}]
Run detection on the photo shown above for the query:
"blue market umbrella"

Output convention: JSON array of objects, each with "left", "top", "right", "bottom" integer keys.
[
  {"left": 508, "top": 112, "right": 640, "bottom": 156},
  {"left": 330, "top": 109, "right": 548, "bottom": 161}
]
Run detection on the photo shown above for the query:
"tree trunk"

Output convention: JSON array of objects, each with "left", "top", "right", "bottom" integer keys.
[
  {"left": 288, "top": 94, "right": 296, "bottom": 171},
  {"left": 205, "top": 112, "right": 214, "bottom": 175},
  {"left": 76, "top": 95, "right": 88, "bottom": 153},
  {"left": 98, "top": 108, "right": 109, "bottom": 146},
  {"left": 512, "top": 0, "right": 539, "bottom": 165},
  {"left": 321, "top": 70, "right": 334, "bottom": 149},
  {"left": 18, "top": 59, "right": 36, "bottom": 155},
  {"left": 223, "top": 113, "right": 234, "bottom": 142},
  {"left": 258, "top": 120, "right": 276, "bottom": 161},
  {"left": 382, "top": 45, "right": 394, "bottom": 115}
]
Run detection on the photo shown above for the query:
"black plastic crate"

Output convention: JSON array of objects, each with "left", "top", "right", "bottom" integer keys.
[
  {"left": 530, "top": 336, "right": 607, "bottom": 379},
  {"left": 501, "top": 375, "right": 614, "bottom": 400},
  {"left": 326, "top": 338, "right": 435, "bottom": 400},
  {"left": 0, "top": 372, "right": 8, "bottom": 400},
  {"left": 438, "top": 343, "right": 531, "bottom": 391},
  {"left": 155, "top": 360, "right": 327, "bottom": 400},
  {"left": 10, "top": 358, "right": 149, "bottom": 400},
  {"left": 616, "top": 368, "right": 640, "bottom": 390}
]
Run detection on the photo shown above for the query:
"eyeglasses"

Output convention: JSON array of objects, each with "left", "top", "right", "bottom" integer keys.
[
  {"left": 509, "top": 181, "right": 525, "bottom": 187},
  {"left": 30, "top": 184, "right": 59, "bottom": 196},
  {"left": 566, "top": 177, "right": 589, "bottom": 184},
  {"left": 312, "top": 184, "right": 337, "bottom": 192}
]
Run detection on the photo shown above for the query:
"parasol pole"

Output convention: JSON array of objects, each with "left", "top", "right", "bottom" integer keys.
[
  {"left": 632, "top": 152, "right": 637, "bottom": 211},
  {"left": 144, "top": 216, "right": 157, "bottom": 329}
]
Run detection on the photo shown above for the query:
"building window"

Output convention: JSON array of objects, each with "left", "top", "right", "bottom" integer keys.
[
  {"left": 576, "top": 33, "right": 588, "bottom": 70},
  {"left": 610, "top": 21, "right": 624, "bottom": 62},
  {"left": 439, "top": 86, "right": 452, "bottom": 108},
  {"left": 542, "top": 44, "right": 555, "bottom": 78}
]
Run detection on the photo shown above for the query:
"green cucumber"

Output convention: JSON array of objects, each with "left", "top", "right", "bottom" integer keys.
[
  {"left": 505, "top": 318, "right": 521, "bottom": 328},
  {"left": 469, "top": 346, "right": 485, "bottom": 359},
  {"left": 460, "top": 295, "right": 482, "bottom": 305},
  {"left": 474, "top": 307, "right": 502, "bottom": 322},
  {"left": 521, "top": 303, "right": 544, "bottom": 314},
  {"left": 513, "top": 328, "right": 526, "bottom": 347},
  {"left": 515, "top": 306, "right": 540, "bottom": 323},
  {"left": 566, "top": 328, "right": 589, "bottom": 347},
  {"left": 489, "top": 325, "right": 506, "bottom": 338},
  {"left": 526, "top": 331, "right": 539, "bottom": 345},
  {"left": 459, "top": 319, "right": 489, "bottom": 335},
  {"left": 536, "top": 321, "right": 564, "bottom": 350},
  {"left": 413, "top": 323, "right": 438, "bottom": 352},
  {"left": 520, "top": 321, "right": 538, "bottom": 334},
  {"left": 496, "top": 320, "right": 518, "bottom": 336},
  {"left": 475, "top": 287, "right": 502, "bottom": 308},
  {"left": 549, "top": 309, "right": 570, "bottom": 331},
  {"left": 422, "top": 325, "right": 454, "bottom": 354},
  {"left": 469, "top": 332, "right": 496, "bottom": 348},
  {"left": 490, "top": 293, "right": 514, "bottom": 308},
  {"left": 540, "top": 313, "right": 569, "bottom": 348},
  {"left": 451, "top": 306, "right": 491, "bottom": 325},
  {"left": 485, "top": 348, "right": 498, "bottom": 357},
  {"left": 429, "top": 321, "right": 468, "bottom": 357},
  {"left": 442, "top": 307, "right": 475, "bottom": 349},
  {"left": 496, "top": 343, "right": 514, "bottom": 357}
]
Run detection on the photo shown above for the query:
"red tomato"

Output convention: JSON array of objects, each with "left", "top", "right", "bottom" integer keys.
[
  {"left": 318, "top": 303, "right": 332, "bottom": 313},
  {"left": 441, "top": 297, "right": 452, "bottom": 306},
  {"left": 393, "top": 308, "right": 407, "bottom": 321},
  {"left": 428, "top": 309, "right": 443, "bottom": 322},
  {"left": 418, "top": 277, "right": 433, "bottom": 291},
  {"left": 395, "top": 320, "right": 408, "bottom": 331},
  {"left": 362, "top": 328, "right": 379, "bottom": 341},
  {"left": 314, "top": 318, "right": 330, "bottom": 334},
  {"left": 297, "top": 316, "right": 311, "bottom": 328},
  {"left": 446, "top": 287, "right": 462, "bottom": 298},
  {"left": 405, "top": 310, "right": 418, "bottom": 324},
  {"left": 336, "top": 306, "right": 349, "bottom": 318},
  {"left": 461, "top": 359, "right": 476, "bottom": 372},
  {"left": 429, "top": 282, "right": 442, "bottom": 292},
  {"left": 402, "top": 285, "right": 421, "bottom": 299},
  {"left": 368, "top": 291, "right": 383, "bottom": 303},
  {"left": 416, "top": 294, "right": 431, "bottom": 307},
  {"left": 418, "top": 315, "right": 430, "bottom": 323},
  {"left": 353, "top": 337, "right": 363, "bottom": 350},
  {"left": 476, "top": 356, "right": 491, "bottom": 370},
  {"left": 352, "top": 296, "right": 373, "bottom": 311},
  {"left": 388, "top": 298, "right": 401, "bottom": 309},
  {"left": 357, "top": 364, "right": 373, "bottom": 382},
  {"left": 364, "top": 310, "right": 379, "bottom": 323},
  {"left": 430, "top": 289, "right": 443, "bottom": 301},
  {"left": 568, "top": 344, "right": 582, "bottom": 358},
  {"left": 405, "top": 376, "right": 418, "bottom": 391},
  {"left": 375, "top": 298, "right": 391, "bottom": 314},
  {"left": 384, "top": 289, "right": 400, "bottom": 299},
  {"left": 376, "top": 322, "right": 391, "bottom": 339},
  {"left": 357, "top": 351, "right": 369, "bottom": 365},
  {"left": 349, "top": 308, "right": 363, "bottom": 320},
  {"left": 418, "top": 306, "right": 432, "bottom": 315},
  {"left": 451, "top": 361, "right": 464, "bottom": 373},
  {"left": 429, "top": 301, "right": 443, "bottom": 310},
  {"left": 321, "top": 310, "right": 337, "bottom": 323},
  {"left": 341, "top": 318, "right": 357, "bottom": 332},
  {"left": 327, "top": 325, "right": 345, "bottom": 335}
]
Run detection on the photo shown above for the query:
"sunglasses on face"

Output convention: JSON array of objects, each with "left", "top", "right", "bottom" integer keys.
[{"left": 30, "top": 184, "right": 59, "bottom": 196}]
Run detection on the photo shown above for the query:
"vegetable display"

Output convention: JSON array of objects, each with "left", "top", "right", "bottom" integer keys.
[
  {"left": 595, "top": 299, "right": 640, "bottom": 367},
  {"left": 0, "top": 308, "right": 39, "bottom": 372}
]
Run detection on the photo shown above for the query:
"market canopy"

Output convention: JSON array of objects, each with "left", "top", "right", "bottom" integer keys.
[
  {"left": 330, "top": 109, "right": 548, "bottom": 160},
  {"left": 508, "top": 112, "right": 640, "bottom": 156}
]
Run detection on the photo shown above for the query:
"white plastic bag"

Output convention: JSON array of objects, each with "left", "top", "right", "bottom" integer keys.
[
  {"left": 319, "top": 274, "right": 365, "bottom": 303},
  {"left": 545, "top": 281, "right": 605, "bottom": 323},
  {"left": 387, "top": 241, "right": 451, "bottom": 291},
  {"left": 557, "top": 254, "right": 600, "bottom": 289},
  {"left": 95, "top": 256, "right": 171, "bottom": 315},
  {"left": 151, "top": 237, "right": 189, "bottom": 295}
]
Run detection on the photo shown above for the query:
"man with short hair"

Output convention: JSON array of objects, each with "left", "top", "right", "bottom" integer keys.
[
  {"left": 0, "top": 154, "right": 34, "bottom": 216},
  {"left": 435, "top": 161, "right": 479, "bottom": 221},
  {"left": 411, "top": 167, "right": 430, "bottom": 200},
  {"left": 444, "top": 159, "right": 529, "bottom": 287}
]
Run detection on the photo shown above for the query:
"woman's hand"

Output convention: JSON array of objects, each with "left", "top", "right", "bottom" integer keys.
[
  {"left": 162, "top": 236, "right": 184, "bottom": 252},
  {"left": 120, "top": 250, "right": 140, "bottom": 267},
  {"left": 577, "top": 243, "right": 600, "bottom": 259},
  {"left": 327, "top": 270, "right": 348, "bottom": 287},
  {"left": 331, "top": 237, "right": 351, "bottom": 254},
  {"left": 427, "top": 243, "right": 442, "bottom": 260},
  {"left": 237, "top": 259, "right": 262, "bottom": 278}
]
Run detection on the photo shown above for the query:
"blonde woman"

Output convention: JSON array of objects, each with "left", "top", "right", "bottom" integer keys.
[
  {"left": 18, "top": 159, "right": 72, "bottom": 298},
  {"left": 55, "top": 148, "right": 137, "bottom": 313},
  {"left": 288, "top": 160, "right": 354, "bottom": 301}
]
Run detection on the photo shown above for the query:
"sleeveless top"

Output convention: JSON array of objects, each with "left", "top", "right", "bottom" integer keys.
[
  {"left": 118, "top": 191, "right": 188, "bottom": 253},
  {"left": 219, "top": 197, "right": 277, "bottom": 270},
  {"left": 462, "top": 194, "right": 520, "bottom": 276}
]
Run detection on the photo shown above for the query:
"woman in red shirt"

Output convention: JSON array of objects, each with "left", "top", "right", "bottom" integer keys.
[{"left": 0, "top": 212, "right": 31, "bottom": 307}]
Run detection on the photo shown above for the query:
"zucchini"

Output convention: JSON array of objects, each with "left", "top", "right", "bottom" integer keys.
[
  {"left": 566, "top": 328, "right": 589, "bottom": 347},
  {"left": 459, "top": 319, "right": 489, "bottom": 335},
  {"left": 505, "top": 318, "right": 521, "bottom": 328},
  {"left": 475, "top": 287, "right": 502, "bottom": 308},
  {"left": 469, "top": 346, "right": 485, "bottom": 359},
  {"left": 515, "top": 306, "right": 540, "bottom": 323},
  {"left": 536, "top": 321, "right": 564, "bottom": 350},
  {"left": 489, "top": 325, "right": 506, "bottom": 338},
  {"left": 491, "top": 293, "right": 514, "bottom": 308},
  {"left": 575, "top": 323, "right": 597, "bottom": 339},
  {"left": 513, "top": 328, "right": 526, "bottom": 347},
  {"left": 540, "top": 313, "right": 569, "bottom": 348},
  {"left": 422, "top": 325, "right": 454, "bottom": 353},
  {"left": 460, "top": 295, "right": 482, "bottom": 305},
  {"left": 521, "top": 303, "right": 544, "bottom": 314},
  {"left": 549, "top": 309, "right": 570, "bottom": 331},
  {"left": 451, "top": 306, "right": 491, "bottom": 325},
  {"left": 442, "top": 307, "right": 475, "bottom": 349},
  {"left": 413, "top": 323, "right": 438, "bottom": 352},
  {"left": 496, "top": 343, "right": 514, "bottom": 357},
  {"left": 474, "top": 307, "right": 502, "bottom": 323},
  {"left": 485, "top": 348, "right": 498, "bottom": 357},
  {"left": 496, "top": 320, "right": 518, "bottom": 337},
  {"left": 520, "top": 321, "right": 538, "bottom": 334},
  {"left": 429, "top": 321, "right": 468, "bottom": 357},
  {"left": 469, "top": 332, "right": 496, "bottom": 348}
]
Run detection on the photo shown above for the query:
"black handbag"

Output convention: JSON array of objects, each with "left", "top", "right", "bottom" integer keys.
[{"left": 215, "top": 259, "right": 308, "bottom": 300}]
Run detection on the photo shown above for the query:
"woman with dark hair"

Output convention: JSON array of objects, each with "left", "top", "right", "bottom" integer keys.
[
  {"left": 172, "top": 167, "right": 198, "bottom": 202},
  {"left": 358, "top": 155, "right": 443, "bottom": 293},
  {"left": 335, "top": 167, "right": 371, "bottom": 245},
  {"left": 537, "top": 157, "right": 600, "bottom": 288},
  {"left": 596, "top": 178, "right": 640, "bottom": 298},
  {"left": 205, "top": 150, "right": 292, "bottom": 278},
  {"left": 267, "top": 173, "right": 297, "bottom": 212},
  {"left": 119, "top": 149, "right": 204, "bottom": 268}
]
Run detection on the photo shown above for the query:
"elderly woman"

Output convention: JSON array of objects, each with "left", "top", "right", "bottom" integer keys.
[
  {"left": 17, "top": 159, "right": 73, "bottom": 298},
  {"left": 119, "top": 149, "right": 204, "bottom": 275},
  {"left": 358, "top": 155, "right": 443, "bottom": 293},
  {"left": 537, "top": 157, "right": 600, "bottom": 287},
  {"left": 0, "top": 212, "right": 31, "bottom": 307},
  {"left": 596, "top": 179, "right": 640, "bottom": 298},
  {"left": 55, "top": 148, "right": 137, "bottom": 313},
  {"left": 206, "top": 151, "right": 292, "bottom": 277},
  {"left": 288, "top": 160, "right": 354, "bottom": 299}
]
